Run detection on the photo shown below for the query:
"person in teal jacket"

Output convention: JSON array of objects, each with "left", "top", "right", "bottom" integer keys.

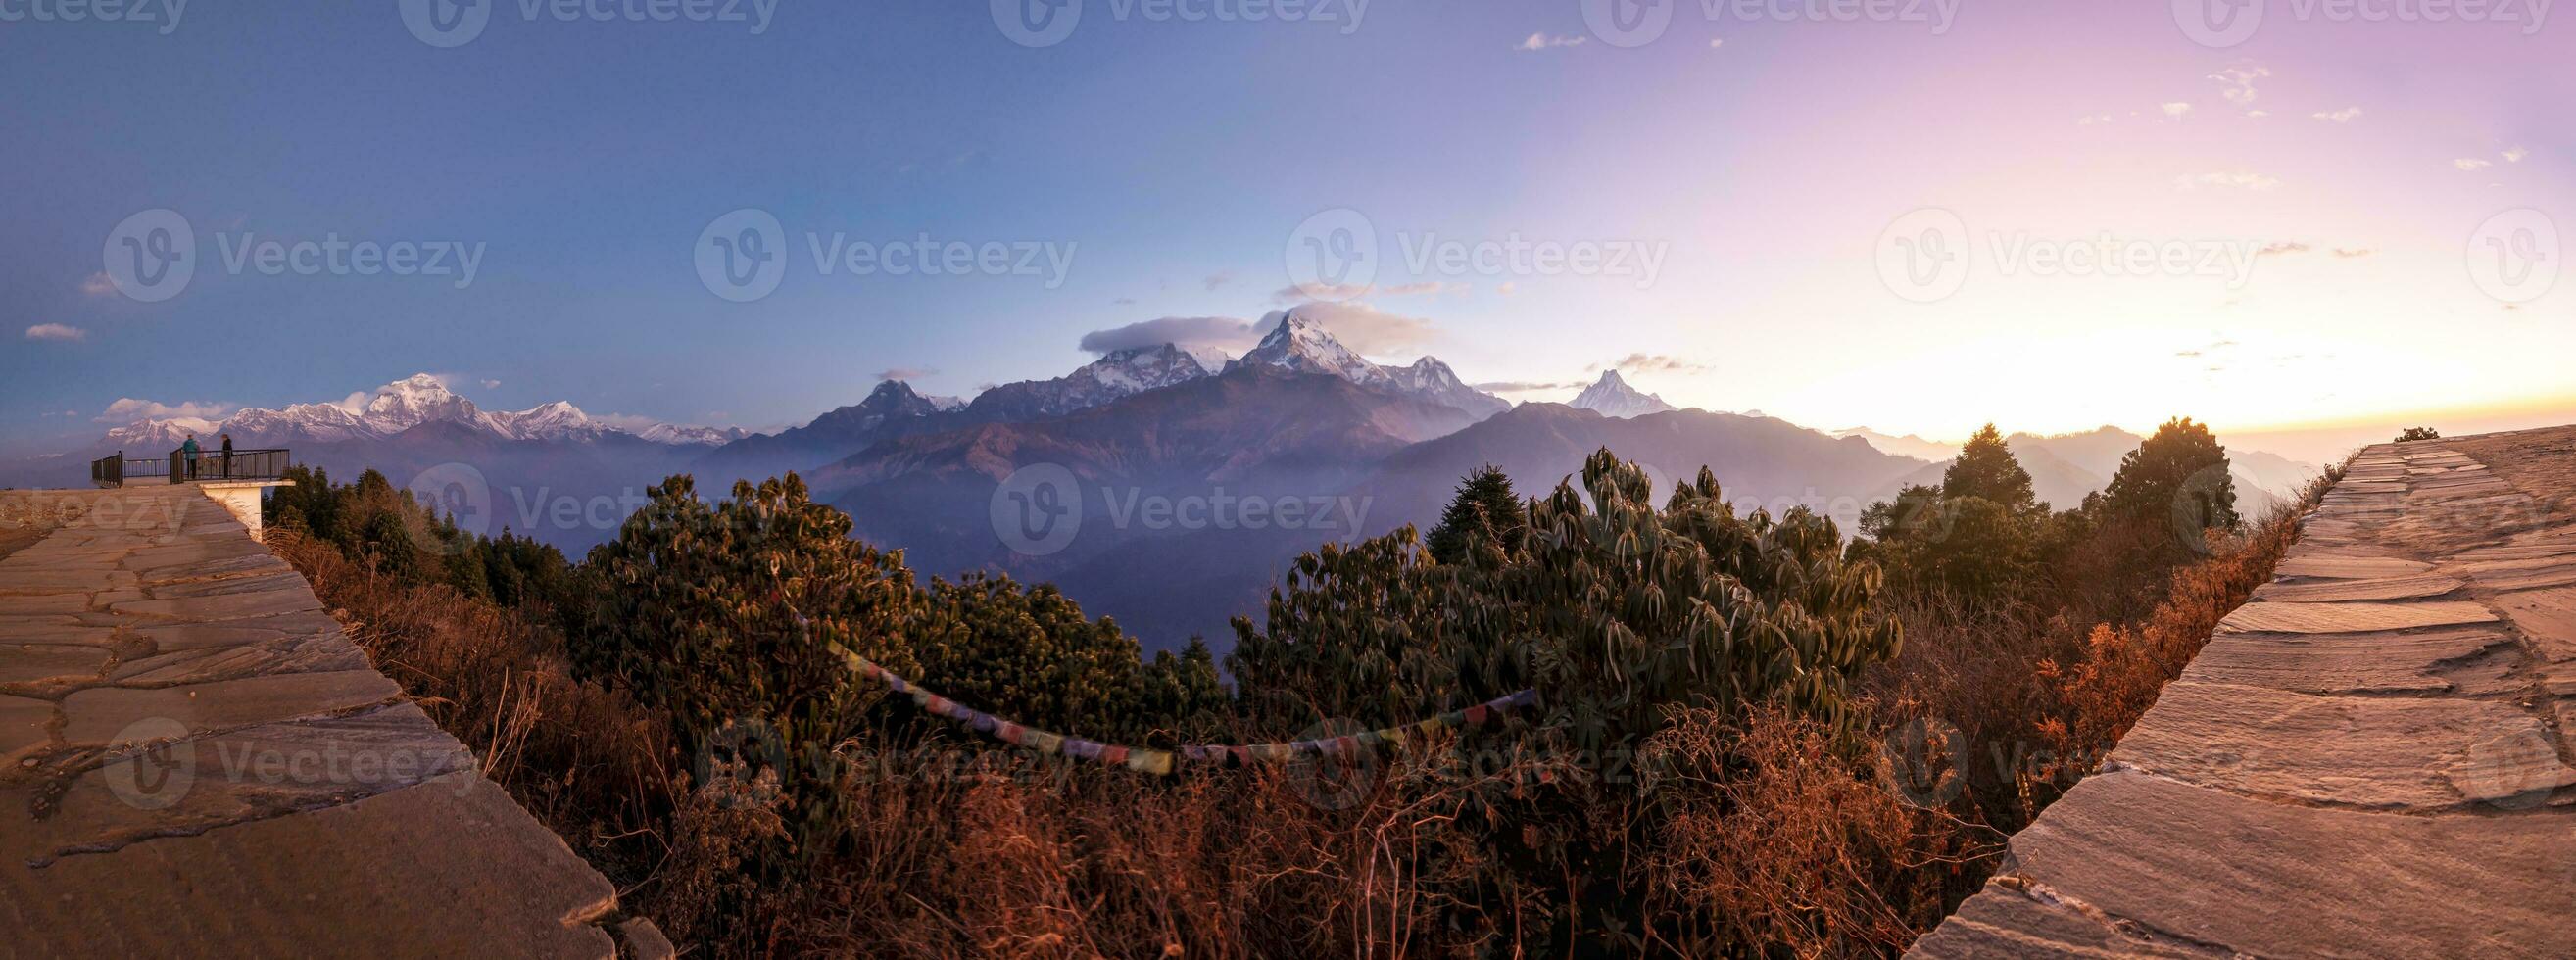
[{"left": 179, "top": 434, "right": 200, "bottom": 480}]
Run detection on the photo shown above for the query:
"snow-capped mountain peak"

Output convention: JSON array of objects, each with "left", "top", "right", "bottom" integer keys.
[
  {"left": 1234, "top": 309, "right": 1392, "bottom": 387},
  {"left": 1568, "top": 370, "right": 1677, "bottom": 418},
  {"left": 98, "top": 373, "right": 722, "bottom": 449}
]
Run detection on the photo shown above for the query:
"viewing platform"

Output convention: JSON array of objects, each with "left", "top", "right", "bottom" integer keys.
[
  {"left": 1910, "top": 427, "right": 2576, "bottom": 957},
  {"left": 0, "top": 484, "right": 668, "bottom": 956}
]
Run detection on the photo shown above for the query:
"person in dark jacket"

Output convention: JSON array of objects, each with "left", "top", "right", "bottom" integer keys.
[{"left": 219, "top": 434, "right": 234, "bottom": 479}]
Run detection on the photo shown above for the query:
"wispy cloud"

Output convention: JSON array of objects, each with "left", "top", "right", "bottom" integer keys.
[
  {"left": 25, "top": 323, "right": 86, "bottom": 342},
  {"left": 1516, "top": 33, "right": 1585, "bottom": 51},
  {"left": 875, "top": 366, "right": 939, "bottom": 382},
  {"left": 2175, "top": 170, "right": 2281, "bottom": 191},
  {"left": 98, "top": 398, "right": 234, "bottom": 423},
  {"left": 1079, "top": 302, "right": 1440, "bottom": 358},
  {"left": 2206, "top": 63, "right": 2270, "bottom": 109},
  {"left": 1475, "top": 380, "right": 1585, "bottom": 393},
  {"left": 2256, "top": 241, "right": 2311, "bottom": 258},
  {"left": 80, "top": 272, "right": 117, "bottom": 297},
  {"left": 2454, "top": 158, "right": 2494, "bottom": 171},
  {"left": 2077, "top": 114, "right": 2114, "bottom": 126},
  {"left": 2503, "top": 146, "right": 2529, "bottom": 163},
  {"left": 1597, "top": 354, "right": 1709, "bottom": 375},
  {"left": 2331, "top": 247, "right": 2376, "bottom": 259},
  {"left": 1270, "top": 280, "right": 1459, "bottom": 304},
  {"left": 1202, "top": 271, "right": 1235, "bottom": 291},
  {"left": 2310, "top": 106, "right": 2362, "bottom": 122},
  {"left": 2160, "top": 102, "right": 2194, "bottom": 120}
]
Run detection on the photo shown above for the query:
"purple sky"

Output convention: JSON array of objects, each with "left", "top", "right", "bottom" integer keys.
[{"left": 5, "top": 2, "right": 2569, "bottom": 462}]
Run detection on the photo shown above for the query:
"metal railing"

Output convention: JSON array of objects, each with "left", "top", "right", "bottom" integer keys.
[{"left": 92, "top": 448, "right": 293, "bottom": 487}]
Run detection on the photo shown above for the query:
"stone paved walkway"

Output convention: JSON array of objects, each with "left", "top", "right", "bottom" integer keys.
[
  {"left": 1911, "top": 433, "right": 2576, "bottom": 958},
  {"left": 0, "top": 486, "right": 666, "bottom": 957}
]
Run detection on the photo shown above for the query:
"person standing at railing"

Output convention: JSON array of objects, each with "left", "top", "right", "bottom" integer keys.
[
  {"left": 180, "top": 434, "right": 200, "bottom": 481},
  {"left": 219, "top": 434, "right": 234, "bottom": 480}
]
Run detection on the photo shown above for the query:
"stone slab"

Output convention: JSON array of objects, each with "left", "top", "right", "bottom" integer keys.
[
  {"left": 2493, "top": 587, "right": 2576, "bottom": 662},
  {"left": 0, "top": 773, "right": 618, "bottom": 957},
  {"left": 2216, "top": 600, "right": 2496, "bottom": 635},
  {"left": 59, "top": 671, "right": 402, "bottom": 745},
  {"left": 1913, "top": 770, "right": 2576, "bottom": 958},
  {"left": 2114, "top": 681, "right": 2576, "bottom": 809},
  {"left": 2272, "top": 554, "right": 2437, "bottom": 580},
  {"left": 2180, "top": 625, "right": 2519, "bottom": 696},
  {"left": 2252, "top": 574, "right": 2463, "bottom": 603}
]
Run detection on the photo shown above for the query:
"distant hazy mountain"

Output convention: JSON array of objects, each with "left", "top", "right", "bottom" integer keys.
[
  {"left": 689, "top": 380, "right": 960, "bottom": 490},
  {"left": 1830, "top": 427, "right": 1961, "bottom": 462},
  {"left": 1566, "top": 371, "right": 1676, "bottom": 418},
  {"left": 1875, "top": 426, "right": 2321, "bottom": 517},
  {"left": 1040, "top": 402, "right": 1927, "bottom": 649},
  {"left": 821, "top": 364, "right": 1480, "bottom": 585}
]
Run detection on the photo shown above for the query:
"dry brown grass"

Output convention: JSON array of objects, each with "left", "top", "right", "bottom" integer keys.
[{"left": 267, "top": 458, "right": 2328, "bottom": 958}]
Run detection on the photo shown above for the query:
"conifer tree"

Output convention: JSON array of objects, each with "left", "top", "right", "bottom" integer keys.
[
  {"left": 2101, "top": 416, "right": 2239, "bottom": 535},
  {"left": 1425, "top": 464, "right": 1527, "bottom": 564}
]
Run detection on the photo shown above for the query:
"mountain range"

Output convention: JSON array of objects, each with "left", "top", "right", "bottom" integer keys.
[{"left": 29, "top": 308, "right": 2327, "bottom": 649}]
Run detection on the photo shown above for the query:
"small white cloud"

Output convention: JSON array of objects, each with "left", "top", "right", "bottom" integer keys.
[
  {"left": 2454, "top": 158, "right": 2494, "bottom": 171},
  {"left": 2247, "top": 110, "right": 2270, "bottom": 119},
  {"left": 2310, "top": 106, "right": 2362, "bottom": 122},
  {"left": 1517, "top": 33, "right": 1585, "bottom": 51},
  {"left": 80, "top": 272, "right": 117, "bottom": 297},
  {"left": 2078, "top": 114, "right": 2114, "bottom": 126},
  {"left": 24, "top": 323, "right": 86, "bottom": 342},
  {"left": 2503, "top": 146, "right": 2528, "bottom": 163},
  {"left": 2175, "top": 170, "right": 2281, "bottom": 191},
  {"left": 479, "top": 378, "right": 502, "bottom": 390},
  {"left": 2207, "top": 64, "right": 2270, "bottom": 108},
  {"left": 2161, "top": 102, "right": 2194, "bottom": 120},
  {"left": 1709, "top": 38, "right": 1725, "bottom": 49}
]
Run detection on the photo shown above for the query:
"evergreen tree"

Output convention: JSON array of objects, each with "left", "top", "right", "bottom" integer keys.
[
  {"left": 1941, "top": 424, "right": 2038, "bottom": 513},
  {"left": 2395, "top": 426, "right": 2441, "bottom": 442},
  {"left": 1424, "top": 464, "right": 1527, "bottom": 564},
  {"left": 2101, "top": 416, "right": 2239, "bottom": 536}
]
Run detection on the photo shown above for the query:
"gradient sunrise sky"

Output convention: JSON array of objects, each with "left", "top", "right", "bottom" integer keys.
[{"left": 4, "top": 2, "right": 2568, "bottom": 462}]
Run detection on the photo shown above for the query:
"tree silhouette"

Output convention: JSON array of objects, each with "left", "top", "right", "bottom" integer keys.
[{"left": 1425, "top": 464, "right": 1527, "bottom": 564}]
